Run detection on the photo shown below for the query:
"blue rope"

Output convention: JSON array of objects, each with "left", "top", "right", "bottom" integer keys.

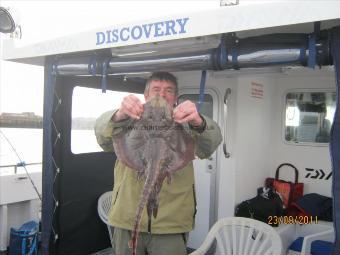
[
  {"left": 101, "top": 58, "right": 110, "bottom": 93},
  {"left": 308, "top": 33, "right": 316, "bottom": 69},
  {"left": 197, "top": 70, "right": 207, "bottom": 112},
  {"left": 89, "top": 56, "right": 97, "bottom": 76},
  {"left": 219, "top": 35, "right": 227, "bottom": 69}
]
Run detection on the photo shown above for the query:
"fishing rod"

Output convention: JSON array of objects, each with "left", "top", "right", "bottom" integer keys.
[{"left": 0, "top": 130, "right": 42, "bottom": 201}]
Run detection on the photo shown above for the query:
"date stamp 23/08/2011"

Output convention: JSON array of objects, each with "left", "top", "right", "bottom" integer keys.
[{"left": 268, "top": 215, "right": 318, "bottom": 225}]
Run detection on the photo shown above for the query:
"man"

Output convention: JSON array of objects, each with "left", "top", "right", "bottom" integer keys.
[{"left": 95, "top": 72, "right": 222, "bottom": 255}]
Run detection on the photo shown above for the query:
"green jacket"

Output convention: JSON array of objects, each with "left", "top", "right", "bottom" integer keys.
[{"left": 95, "top": 110, "right": 222, "bottom": 234}]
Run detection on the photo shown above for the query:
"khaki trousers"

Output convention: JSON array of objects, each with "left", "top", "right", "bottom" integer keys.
[{"left": 111, "top": 227, "right": 188, "bottom": 255}]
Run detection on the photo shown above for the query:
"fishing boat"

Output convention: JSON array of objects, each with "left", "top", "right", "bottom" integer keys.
[{"left": 1, "top": 1, "right": 340, "bottom": 254}]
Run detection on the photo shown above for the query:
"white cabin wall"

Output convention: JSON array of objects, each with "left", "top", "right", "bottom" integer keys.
[
  {"left": 182, "top": 72, "right": 277, "bottom": 218},
  {"left": 207, "top": 75, "right": 238, "bottom": 220},
  {"left": 268, "top": 71, "right": 335, "bottom": 197},
  {"left": 175, "top": 69, "right": 335, "bottom": 223},
  {"left": 233, "top": 76, "right": 276, "bottom": 204},
  {"left": 177, "top": 71, "right": 238, "bottom": 220}
]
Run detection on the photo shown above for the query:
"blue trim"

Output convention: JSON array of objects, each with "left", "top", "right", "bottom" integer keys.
[
  {"left": 197, "top": 70, "right": 207, "bottom": 112},
  {"left": 330, "top": 26, "right": 340, "bottom": 255}
]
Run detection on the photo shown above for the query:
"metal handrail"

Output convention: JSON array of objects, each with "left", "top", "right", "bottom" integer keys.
[
  {"left": 223, "top": 88, "right": 231, "bottom": 158},
  {"left": 0, "top": 162, "right": 42, "bottom": 174}
]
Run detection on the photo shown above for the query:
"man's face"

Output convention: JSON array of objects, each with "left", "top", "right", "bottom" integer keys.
[{"left": 144, "top": 80, "right": 177, "bottom": 108}]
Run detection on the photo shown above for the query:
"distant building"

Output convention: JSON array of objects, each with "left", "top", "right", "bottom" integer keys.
[
  {"left": 0, "top": 112, "right": 96, "bottom": 130},
  {"left": 0, "top": 112, "right": 43, "bottom": 128}
]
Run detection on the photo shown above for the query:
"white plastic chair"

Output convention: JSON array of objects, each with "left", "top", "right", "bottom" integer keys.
[
  {"left": 299, "top": 228, "right": 334, "bottom": 255},
  {"left": 278, "top": 221, "right": 334, "bottom": 255},
  {"left": 97, "top": 191, "right": 114, "bottom": 244},
  {"left": 189, "top": 217, "right": 283, "bottom": 255}
]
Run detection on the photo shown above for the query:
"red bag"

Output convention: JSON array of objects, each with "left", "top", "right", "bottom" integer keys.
[
  {"left": 288, "top": 202, "right": 310, "bottom": 217},
  {"left": 273, "top": 163, "right": 304, "bottom": 209}
]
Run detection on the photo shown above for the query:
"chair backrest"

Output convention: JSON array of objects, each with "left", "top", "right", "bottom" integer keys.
[
  {"left": 97, "top": 191, "right": 113, "bottom": 225},
  {"left": 9, "top": 221, "right": 39, "bottom": 255},
  {"left": 190, "top": 217, "right": 283, "bottom": 255}
]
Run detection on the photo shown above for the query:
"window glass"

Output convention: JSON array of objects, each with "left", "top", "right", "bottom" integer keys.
[
  {"left": 71, "top": 86, "right": 144, "bottom": 154},
  {"left": 178, "top": 94, "right": 213, "bottom": 118},
  {"left": 285, "top": 91, "right": 335, "bottom": 144}
]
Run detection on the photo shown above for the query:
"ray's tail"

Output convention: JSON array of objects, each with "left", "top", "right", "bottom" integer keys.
[{"left": 129, "top": 160, "right": 161, "bottom": 255}]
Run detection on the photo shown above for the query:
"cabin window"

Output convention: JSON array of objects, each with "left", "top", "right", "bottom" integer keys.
[
  {"left": 71, "top": 86, "right": 144, "bottom": 154},
  {"left": 178, "top": 94, "right": 213, "bottom": 118},
  {"left": 284, "top": 91, "right": 336, "bottom": 144}
]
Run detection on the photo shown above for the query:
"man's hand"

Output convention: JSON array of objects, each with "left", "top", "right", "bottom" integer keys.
[
  {"left": 173, "top": 100, "right": 203, "bottom": 126},
  {"left": 113, "top": 94, "right": 144, "bottom": 121}
]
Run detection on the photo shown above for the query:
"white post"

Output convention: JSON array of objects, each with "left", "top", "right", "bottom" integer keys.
[
  {"left": 0, "top": 2, "right": 5, "bottom": 248},
  {"left": 0, "top": 205, "right": 8, "bottom": 251}
]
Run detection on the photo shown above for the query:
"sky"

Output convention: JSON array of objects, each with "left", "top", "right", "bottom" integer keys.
[{"left": 0, "top": 0, "right": 223, "bottom": 117}]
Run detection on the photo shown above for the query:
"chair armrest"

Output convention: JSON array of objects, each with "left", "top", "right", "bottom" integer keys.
[{"left": 300, "top": 229, "right": 334, "bottom": 255}]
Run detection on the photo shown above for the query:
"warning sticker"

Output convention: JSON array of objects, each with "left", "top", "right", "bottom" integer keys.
[{"left": 251, "top": 82, "right": 263, "bottom": 99}]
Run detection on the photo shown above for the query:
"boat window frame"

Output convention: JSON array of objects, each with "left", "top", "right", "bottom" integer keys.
[
  {"left": 70, "top": 85, "right": 144, "bottom": 155},
  {"left": 282, "top": 88, "right": 336, "bottom": 147}
]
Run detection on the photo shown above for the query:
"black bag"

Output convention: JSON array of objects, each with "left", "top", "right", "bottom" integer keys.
[
  {"left": 235, "top": 189, "right": 284, "bottom": 226},
  {"left": 289, "top": 193, "right": 333, "bottom": 221}
]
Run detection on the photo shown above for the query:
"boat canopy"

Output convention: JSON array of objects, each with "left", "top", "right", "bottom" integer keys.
[{"left": 2, "top": 1, "right": 340, "bottom": 65}]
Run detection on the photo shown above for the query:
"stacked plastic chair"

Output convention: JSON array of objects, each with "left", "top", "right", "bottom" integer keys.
[
  {"left": 9, "top": 221, "right": 39, "bottom": 255},
  {"left": 97, "top": 191, "right": 114, "bottom": 244}
]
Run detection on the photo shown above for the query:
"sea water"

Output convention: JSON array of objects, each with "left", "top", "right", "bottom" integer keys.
[
  {"left": 0, "top": 128, "right": 102, "bottom": 176},
  {"left": 0, "top": 128, "right": 43, "bottom": 175}
]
